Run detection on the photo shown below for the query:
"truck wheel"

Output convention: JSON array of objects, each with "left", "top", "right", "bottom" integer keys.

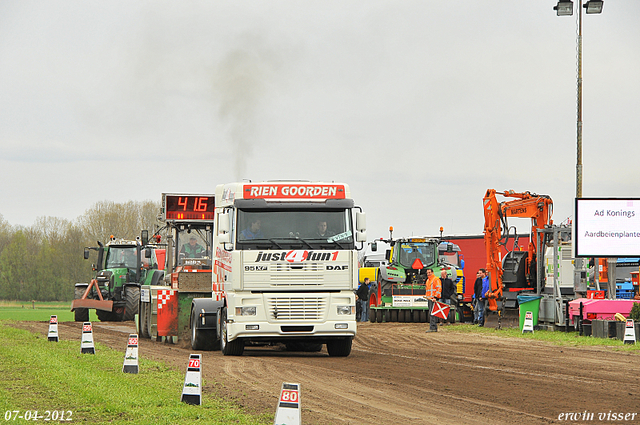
[
  {"left": 139, "top": 301, "right": 150, "bottom": 338},
  {"left": 220, "top": 308, "right": 244, "bottom": 356},
  {"left": 327, "top": 337, "right": 352, "bottom": 357},
  {"left": 123, "top": 286, "right": 140, "bottom": 321},
  {"left": 73, "top": 286, "right": 89, "bottom": 322},
  {"left": 190, "top": 309, "right": 218, "bottom": 351}
]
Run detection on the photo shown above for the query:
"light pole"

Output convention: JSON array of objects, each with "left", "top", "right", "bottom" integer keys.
[
  {"left": 554, "top": 1, "right": 604, "bottom": 297},
  {"left": 553, "top": 0, "right": 604, "bottom": 199}
]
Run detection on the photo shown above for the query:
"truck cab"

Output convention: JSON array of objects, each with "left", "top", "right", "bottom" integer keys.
[{"left": 194, "top": 181, "right": 366, "bottom": 356}]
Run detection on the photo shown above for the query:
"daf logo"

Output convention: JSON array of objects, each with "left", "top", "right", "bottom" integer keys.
[{"left": 326, "top": 265, "right": 348, "bottom": 271}]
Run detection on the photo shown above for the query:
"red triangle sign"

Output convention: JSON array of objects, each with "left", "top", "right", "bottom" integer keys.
[{"left": 411, "top": 258, "right": 424, "bottom": 269}]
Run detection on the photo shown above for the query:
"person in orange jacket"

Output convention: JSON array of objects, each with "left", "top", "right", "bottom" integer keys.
[{"left": 425, "top": 268, "right": 442, "bottom": 333}]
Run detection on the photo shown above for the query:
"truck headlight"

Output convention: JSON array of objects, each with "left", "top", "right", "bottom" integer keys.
[
  {"left": 337, "top": 305, "right": 355, "bottom": 315},
  {"left": 235, "top": 306, "right": 257, "bottom": 316}
]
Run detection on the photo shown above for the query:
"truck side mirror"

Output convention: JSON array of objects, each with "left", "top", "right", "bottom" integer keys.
[
  {"left": 356, "top": 212, "right": 366, "bottom": 231},
  {"left": 84, "top": 248, "right": 90, "bottom": 260},
  {"left": 356, "top": 230, "right": 366, "bottom": 242},
  {"left": 371, "top": 241, "right": 378, "bottom": 252},
  {"left": 385, "top": 249, "right": 391, "bottom": 262},
  {"left": 218, "top": 213, "right": 230, "bottom": 234},
  {"left": 141, "top": 230, "right": 149, "bottom": 246}
]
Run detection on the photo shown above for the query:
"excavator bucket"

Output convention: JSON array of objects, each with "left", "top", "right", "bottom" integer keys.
[{"left": 484, "top": 297, "right": 520, "bottom": 329}]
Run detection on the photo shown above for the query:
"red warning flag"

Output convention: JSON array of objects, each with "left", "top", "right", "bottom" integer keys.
[{"left": 430, "top": 301, "right": 450, "bottom": 320}]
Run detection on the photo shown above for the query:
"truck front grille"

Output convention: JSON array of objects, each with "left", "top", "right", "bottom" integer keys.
[
  {"left": 269, "top": 263, "right": 323, "bottom": 287},
  {"left": 268, "top": 296, "right": 326, "bottom": 320}
]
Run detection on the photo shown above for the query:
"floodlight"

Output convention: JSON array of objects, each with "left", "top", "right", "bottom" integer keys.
[
  {"left": 584, "top": 1, "right": 604, "bottom": 14},
  {"left": 554, "top": 1, "right": 574, "bottom": 16}
]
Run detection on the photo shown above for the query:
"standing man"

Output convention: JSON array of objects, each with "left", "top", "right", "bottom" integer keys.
[
  {"left": 440, "top": 269, "right": 456, "bottom": 324},
  {"left": 478, "top": 268, "right": 490, "bottom": 327},
  {"left": 425, "top": 268, "right": 442, "bottom": 333},
  {"left": 473, "top": 269, "right": 484, "bottom": 325},
  {"left": 356, "top": 278, "right": 370, "bottom": 322}
]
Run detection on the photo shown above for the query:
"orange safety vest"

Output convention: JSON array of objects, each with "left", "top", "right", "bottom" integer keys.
[{"left": 426, "top": 275, "right": 442, "bottom": 299}]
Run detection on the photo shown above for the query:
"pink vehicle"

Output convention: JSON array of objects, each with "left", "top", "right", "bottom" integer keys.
[{"left": 569, "top": 298, "right": 639, "bottom": 325}]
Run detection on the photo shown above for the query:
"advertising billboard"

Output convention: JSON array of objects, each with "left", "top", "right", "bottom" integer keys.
[{"left": 575, "top": 198, "right": 640, "bottom": 257}]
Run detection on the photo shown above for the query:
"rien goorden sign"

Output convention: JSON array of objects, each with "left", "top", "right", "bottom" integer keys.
[{"left": 244, "top": 184, "right": 346, "bottom": 199}]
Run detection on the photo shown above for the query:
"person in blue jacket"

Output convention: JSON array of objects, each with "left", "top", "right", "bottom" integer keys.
[{"left": 475, "top": 269, "right": 490, "bottom": 327}]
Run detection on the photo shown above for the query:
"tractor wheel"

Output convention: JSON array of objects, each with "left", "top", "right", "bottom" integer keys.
[
  {"left": 220, "top": 308, "right": 244, "bottom": 356},
  {"left": 390, "top": 309, "right": 398, "bottom": 322},
  {"left": 96, "top": 309, "right": 113, "bottom": 322},
  {"left": 369, "top": 308, "right": 376, "bottom": 323},
  {"left": 73, "top": 286, "right": 89, "bottom": 322},
  {"left": 327, "top": 337, "right": 352, "bottom": 357},
  {"left": 123, "top": 286, "right": 140, "bottom": 321}
]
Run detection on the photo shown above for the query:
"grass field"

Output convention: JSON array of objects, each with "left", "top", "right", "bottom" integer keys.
[
  {"left": 452, "top": 323, "right": 640, "bottom": 351},
  {"left": 0, "top": 323, "right": 271, "bottom": 424},
  {"left": 0, "top": 300, "right": 98, "bottom": 322}
]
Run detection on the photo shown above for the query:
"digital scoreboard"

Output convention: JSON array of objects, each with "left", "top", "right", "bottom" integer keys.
[{"left": 162, "top": 194, "right": 214, "bottom": 221}]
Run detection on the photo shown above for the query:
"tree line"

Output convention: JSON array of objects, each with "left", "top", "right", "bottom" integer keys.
[{"left": 0, "top": 200, "right": 161, "bottom": 302}]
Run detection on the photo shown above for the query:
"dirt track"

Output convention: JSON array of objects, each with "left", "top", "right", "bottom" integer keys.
[{"left": 13, "top": 321, "right": 640, "bottom": 424}]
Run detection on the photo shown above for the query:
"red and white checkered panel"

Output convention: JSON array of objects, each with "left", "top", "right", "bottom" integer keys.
[{"left": 157, "top": 289, "right": 175, "bottom": 310}]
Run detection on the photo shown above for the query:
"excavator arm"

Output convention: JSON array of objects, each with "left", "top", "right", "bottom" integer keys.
[{"left": 483, "top": 189, "right": 553, "bottom": 312}]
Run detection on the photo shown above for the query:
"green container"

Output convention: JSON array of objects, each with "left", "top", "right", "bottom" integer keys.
[{"left": 518, "top": 295, "right": 542, "bottom": 331}]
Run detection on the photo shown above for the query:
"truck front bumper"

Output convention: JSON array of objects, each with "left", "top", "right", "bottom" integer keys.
[{"left": 225, "top": 319, "right": 356, "bottom": 342}]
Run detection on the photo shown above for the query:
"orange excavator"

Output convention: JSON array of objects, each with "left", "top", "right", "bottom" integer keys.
[{"left": 483, "top": 189, "right": 553, "bottom": 324}]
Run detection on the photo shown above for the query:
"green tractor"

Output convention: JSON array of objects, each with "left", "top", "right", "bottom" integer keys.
[
  {"left": 366, "top": 230, "right": 461, "bottom": 323},
  {"left": 71, "top": 231, "right": 165, "bottom": 322}
]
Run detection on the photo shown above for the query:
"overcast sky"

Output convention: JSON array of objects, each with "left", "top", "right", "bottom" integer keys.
[{"left": 1, "top": 1, "right": 639, "bottom": 241}]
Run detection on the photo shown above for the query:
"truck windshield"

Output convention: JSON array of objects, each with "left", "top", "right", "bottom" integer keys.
[
  {"left": 236, "top": 209, "right": 354, "bottom": 250},
  {"left": 105, "top": 246, "right": 137, "bottom": 269},
  {"left": 397, "top": 243, "right": 435, "bottom": 269}
]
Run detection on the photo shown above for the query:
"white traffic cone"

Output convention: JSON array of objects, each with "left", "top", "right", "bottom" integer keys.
[
  {"left": 81, "top": 322, "right": 95, "bottom": 354},
  {"left": 47, "top": 315, "right": 59, "bottom": 342},
  {"left": 122, "top": 334, "right": 139, "bottom": 374},
  {"left": 273, "top": 383, "right": 301, "bottom": 425},
  {"left": 624, "top": 319, "right": 636, "bottom": 345},
  {"left": 181, "top": 354, "right": 202, "bottom": 405}
]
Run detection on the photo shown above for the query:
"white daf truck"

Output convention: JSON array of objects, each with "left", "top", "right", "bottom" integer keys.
[{"left": 189, "top": 181, "right": 366, "bottom": 356}]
